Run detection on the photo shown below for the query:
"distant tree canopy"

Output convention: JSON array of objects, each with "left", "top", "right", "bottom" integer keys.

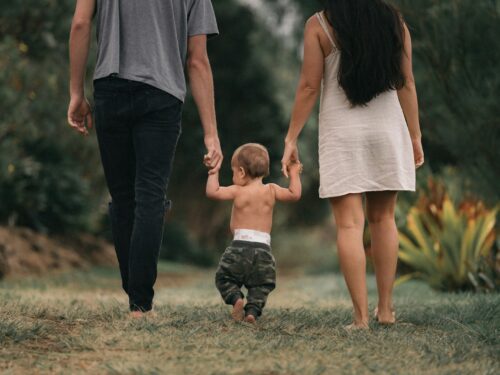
[
  {"left": 397, "top": 0, "right": 500, "bottom": 202},
  {"left": 0, "top": 0, "right": 497, "bottom": 262}
]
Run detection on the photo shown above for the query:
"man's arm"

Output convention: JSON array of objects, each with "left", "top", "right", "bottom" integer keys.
[
  {"left": 187, "top": 35, "right": 223, "bottom": 174},
  {"left": 68, "top": 0, "right": 96, "bottom": 136},
  {"left": 206, "top": 172, "right": 239, "bottom": 200},
  {"left": 271, "top": 164, "right": 302, "bottom": 202}
]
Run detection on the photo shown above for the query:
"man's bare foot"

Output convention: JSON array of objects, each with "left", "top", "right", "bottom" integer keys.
[
  {"left": 129, "top": 311, "right": 145, "bottom": 319},
  {"left": 374, "top": 307, "right": 396, "bottom": 325},
  {"left": 231, "top": 299, "right": 245, "bottom": 321},
  {"left": 129, "top": 309, "right": 156, "bottom": 319},
  {"left": 244, "top": 314, "right": 256, "bottom": 324}
]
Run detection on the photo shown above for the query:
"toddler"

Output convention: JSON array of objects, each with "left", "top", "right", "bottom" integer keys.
[{"left": 206, "top": 143, "right": 302, "bottom": 323}]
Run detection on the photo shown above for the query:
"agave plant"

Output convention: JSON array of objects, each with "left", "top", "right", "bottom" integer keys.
[{"left": 398, "top": 184, "right": 498, "bottom": 292}]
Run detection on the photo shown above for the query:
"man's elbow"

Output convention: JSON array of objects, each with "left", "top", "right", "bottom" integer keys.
[{"left": 187, "top": 55, "right": 210, "bottom": 75}]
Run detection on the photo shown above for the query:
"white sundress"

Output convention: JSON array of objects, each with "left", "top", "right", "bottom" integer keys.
[{"left": 315, "top": 12, "right": 416, "bottom": 198}]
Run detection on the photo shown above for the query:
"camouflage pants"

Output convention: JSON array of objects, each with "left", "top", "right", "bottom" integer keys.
[{"left": 215, "top": 240, "right": 276, "bottom": 318}]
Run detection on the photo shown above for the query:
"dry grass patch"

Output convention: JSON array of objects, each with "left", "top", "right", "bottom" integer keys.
[{"left": 0, "top": 264, "right": 498, "bottom": 374}]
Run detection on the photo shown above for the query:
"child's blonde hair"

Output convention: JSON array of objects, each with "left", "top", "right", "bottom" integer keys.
[{"left": 233, "top": 143, "right": 270, "bottom": 178}]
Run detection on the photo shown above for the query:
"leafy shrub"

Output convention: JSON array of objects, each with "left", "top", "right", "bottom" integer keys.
[
  {"left": 398, "top": 180, "right": 498, "bottom": 292},
  {"left": 0, "top": 3, "right": 105, "bottom": 233}
]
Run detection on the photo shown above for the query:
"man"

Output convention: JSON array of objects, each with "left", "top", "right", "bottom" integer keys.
[{"left": 68, "top": 0, "right": 222, "bottom": 317}]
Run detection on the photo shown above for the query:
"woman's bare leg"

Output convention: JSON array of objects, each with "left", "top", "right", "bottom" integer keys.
[
  {"left": 366, "top": 191, "right": 398, "bottom": 324},
  {"left": 330, "top": 194, "right": 369, "bottom": 328}
]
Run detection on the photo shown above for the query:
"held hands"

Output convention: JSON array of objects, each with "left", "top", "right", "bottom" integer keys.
[
  {"left": 67, "top": 95, "right": 93, "bottom": 136},
  {"left": 287, "top": 160, "right": 303, "bottom": 176},
  {"left": 203, "top": 135, "right": 223, "bottom": 174},
  {"left": 412, "top": 138, "right": 425, "bottom": 169},
  {"left": 281, "top": 140, "right": 300, "bottom": 178}
]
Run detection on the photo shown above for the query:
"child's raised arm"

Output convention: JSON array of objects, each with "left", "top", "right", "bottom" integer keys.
[
  {"left": 271, "top": 162, "right": 302, "bottom": 202},
  {"left": 206, "top": 171, "right": 239, "bottom": 200}
]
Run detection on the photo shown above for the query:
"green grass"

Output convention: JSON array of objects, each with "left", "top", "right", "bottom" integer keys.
[{"left": 0, "top": 263, "right": 499, "bottom": 374}]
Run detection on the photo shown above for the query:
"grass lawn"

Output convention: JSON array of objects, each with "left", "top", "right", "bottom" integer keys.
[{"left": 0, "top": 263, "right": 498, "bottom": 374}]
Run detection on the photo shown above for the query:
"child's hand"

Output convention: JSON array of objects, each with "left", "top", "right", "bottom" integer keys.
[
  {"left": 287, "top": 161, "right": 303, "bottom": 175},
  {"left": 204, "top": 154, "right": 219, "bottom": 175}
]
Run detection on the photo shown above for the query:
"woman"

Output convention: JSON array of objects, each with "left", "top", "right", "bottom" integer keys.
[{"left": 282, "top": 0, "right": 424, "bottom": 329}]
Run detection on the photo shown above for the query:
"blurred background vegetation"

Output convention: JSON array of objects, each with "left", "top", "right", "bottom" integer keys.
[{"left": 0, "top": 0, "right": 498, "bottom": 291}]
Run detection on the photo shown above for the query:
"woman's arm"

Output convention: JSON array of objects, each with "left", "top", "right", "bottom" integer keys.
[
  {"left": 282, "top": 17, "right": 324, "bottom": 177},
  {"left": 397, "top": 23, "right": 424, "bottom": 167}
]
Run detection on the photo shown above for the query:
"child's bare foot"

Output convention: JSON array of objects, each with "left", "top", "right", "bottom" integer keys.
[
  {"left": 244, "top": 314, "right": 256, "bottom": 324},
  {"left": 231, "top": 299, "right": 245, "bottom": 321},
  {"left": 373, "top": 307, "right": 396, "bottom": 325}
]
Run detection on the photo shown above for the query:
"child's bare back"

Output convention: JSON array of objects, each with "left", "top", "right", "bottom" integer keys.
[{"left": 230, "top": 182, "right": 276, "bottom": 233}]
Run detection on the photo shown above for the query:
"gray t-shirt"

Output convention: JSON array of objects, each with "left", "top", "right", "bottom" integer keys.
[{"left": 93, "top": 0, "right": 218, "bottom": 102}]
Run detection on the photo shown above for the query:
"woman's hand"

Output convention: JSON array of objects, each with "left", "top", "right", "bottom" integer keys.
[
  {"left": 281, "top": 140, "right": 300, "bottom": 178},
  {"left": 412, "top": 138, "right": 424, "bottom": 168}
]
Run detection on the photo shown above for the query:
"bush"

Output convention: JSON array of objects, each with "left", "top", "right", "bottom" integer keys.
[
  {"left": 398, "top": 179, "right": 498, "bottom": 292},
  {"left": 0, "top": 2, "right": 105, "bottom": 233}
]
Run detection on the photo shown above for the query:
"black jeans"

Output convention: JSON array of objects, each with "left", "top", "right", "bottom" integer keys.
[{"left": 94, "top": 77, "right": 182, "bottom": 312}]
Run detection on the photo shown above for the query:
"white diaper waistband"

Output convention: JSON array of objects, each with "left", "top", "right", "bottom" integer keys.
[{"left": 233, "top": 229, "right": 271, "bottom": 246}]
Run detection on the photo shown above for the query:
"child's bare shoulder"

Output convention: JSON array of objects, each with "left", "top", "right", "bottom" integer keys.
[{"left": 267, "top": 183, "right": 282, "bottom": 191}]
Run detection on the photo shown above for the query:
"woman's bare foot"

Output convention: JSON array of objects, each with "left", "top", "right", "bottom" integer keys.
[
  {"left": 244, "top": 314, "right": 256, "bottom": 324},
  {"left": 344, "top": 322, "right": 369, "bottom": 331},
  {"left": 373, "top": 307, "right": 396, "bottom": 325},
  {"left": 231, "top": 299, "right": 245, "bottom": 321}
]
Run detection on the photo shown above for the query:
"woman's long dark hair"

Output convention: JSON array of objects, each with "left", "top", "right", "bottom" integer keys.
[{"left": 325, "top": 0, "right": 406, "bottom": 106}]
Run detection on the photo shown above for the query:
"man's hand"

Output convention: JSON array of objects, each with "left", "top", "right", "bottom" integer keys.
[
  {"left": 67, "top": 96, "right": 93, "bottom": 136},
  {"left": 203, "top": 135, "right": 223, "bottom": 174}
]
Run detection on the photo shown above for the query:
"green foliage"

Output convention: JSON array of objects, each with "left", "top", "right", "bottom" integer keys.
[
  {"left": 1, "top": 0, "right": 498, "bottom": 274},
  {"left": 393, "top": 0, "right": 500, "bottom": 202},
  {"left": 398, "top": 181, "right": 498, "bottom": 292},
  {"left": 0, "top": 1, "right": 105, "bottom": 233}
]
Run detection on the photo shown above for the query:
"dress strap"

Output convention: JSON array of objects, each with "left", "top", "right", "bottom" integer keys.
[{"left": 315, "top": 12, "right": 336, "bottom": 48}]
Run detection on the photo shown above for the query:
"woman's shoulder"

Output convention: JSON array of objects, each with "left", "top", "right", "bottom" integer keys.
[{"left": 305, "top": 12, "right": 324, "bottom": 29}]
